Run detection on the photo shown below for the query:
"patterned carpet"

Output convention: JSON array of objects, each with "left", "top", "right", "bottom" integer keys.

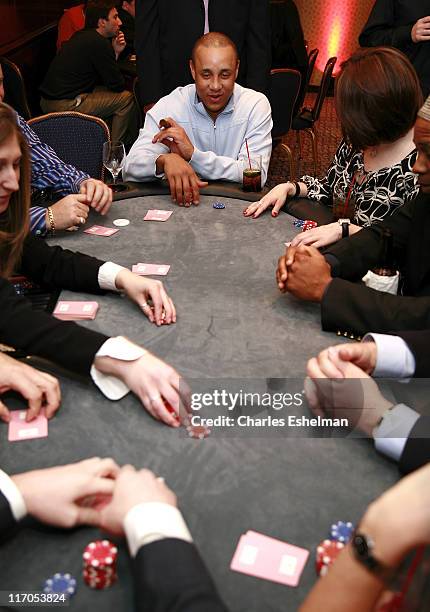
[{"left": 266, "top": 93, "right": 342, "bottom": 189}]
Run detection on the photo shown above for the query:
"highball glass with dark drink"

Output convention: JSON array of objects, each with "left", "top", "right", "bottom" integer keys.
[{"left": 242, "top": 155, "right": 262, "bottom": 193}]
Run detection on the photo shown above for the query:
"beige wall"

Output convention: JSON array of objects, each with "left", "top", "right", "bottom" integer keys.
[{"left": 295, "top": 0, "right": 376, "bottom": 83}]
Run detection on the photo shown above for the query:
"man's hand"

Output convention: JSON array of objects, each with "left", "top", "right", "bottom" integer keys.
[
  {"left": 152, "top": 117, "right": 194, "bottom": 161},
  {"left": 157, "top": 153, "right": 208, "bottom": 206},
  {"left": 48, "top": 194, "right": 90, "bottom": 231},
  {"left": 0, "top": 353, "right": 61, "bottom": 422},
  {"left": 112, "top": 31, "right": 126, "bottom": 57},
  {"left": 244, "top": 183, "right": 292, "bottom": 218},
  {"left": 115, "top": 269, "right": 176, "bottom": 325},
  {"left": 305, "top": 354, "right": 393, "bottom": 436},
  {"left": 412, "top": 16, "right": 430, "bottom": 43},
  {"left": 93, "top": 349, "right": 191, "bottom": 428},
  {"left": 80, "top": 179, "right": 112, "bottom": 215},
  {"left": 11, "top": 457, "right": 119, "bottom": 528},
  {"left": 100, "top": 466, "right": 177, "bottom": 536},
  {"left": 277, "top": 245, "right": 332, "bottom": 301}
]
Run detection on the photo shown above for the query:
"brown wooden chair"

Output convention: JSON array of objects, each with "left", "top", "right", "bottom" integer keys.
[
  {"left": 269, "top": 68, "right": 302, "bottom": 179},
  {"left": 292, "top": 56, "right": 337, "bottom": 176}
]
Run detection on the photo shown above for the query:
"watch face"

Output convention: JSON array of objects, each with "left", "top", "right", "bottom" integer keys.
[{"left": 354, "top": 534, "right": 369, "bottom": 557}]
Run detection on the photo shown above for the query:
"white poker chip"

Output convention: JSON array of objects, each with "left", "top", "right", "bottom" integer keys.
[{"left": 113, "top": 218, "right": 130, "bottom": 227}]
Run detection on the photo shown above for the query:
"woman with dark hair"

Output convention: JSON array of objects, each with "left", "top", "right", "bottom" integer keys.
[
  {"left": 244, "top": 47, "right": 422, "bottom": 248},
  {"left": 0, "top": 102, "right": 186, "bottom": 427}
]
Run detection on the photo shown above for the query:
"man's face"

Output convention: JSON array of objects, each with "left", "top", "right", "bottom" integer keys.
[
  {"left": 100, "top": 8, "right": 122, "bottom": 37},
  {"left": 123, "top": 0, "right": 135, "bottom": 17},
  {"left": 190, "top": 45, "right": 239, "bottom": 120},
  {"left": 413, "top": 117, "right": 430, "bottom": 194},
  {"left": 0, "top": 66, "right": 4, "bottom": 103}
]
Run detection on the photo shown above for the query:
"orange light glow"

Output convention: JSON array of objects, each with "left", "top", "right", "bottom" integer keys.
[
  {"left": 315, "top": 2, "right": 355, "bottom": 75},
  {"left": 328, "top": 16, "right": 341, "bottom": 59}
]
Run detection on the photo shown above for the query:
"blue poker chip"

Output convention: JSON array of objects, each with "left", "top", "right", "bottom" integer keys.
[
  {"left": 43, "top": 573, "right": 77, "bottom": 598},
  {"left": 330, "top": 521, "right": 354, "bottom": 544},
  {"left": 293, "top": 219, "right": 305, "bottom": 228},
  {"left": 213, "top": 201, "right": 225, "bottom": 209}
]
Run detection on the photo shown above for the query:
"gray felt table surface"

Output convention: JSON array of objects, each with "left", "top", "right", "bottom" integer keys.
[{"left": 0, "top": 195, "right": 399, "bottom": 612}]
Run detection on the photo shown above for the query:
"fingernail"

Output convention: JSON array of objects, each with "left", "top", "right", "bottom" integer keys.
[{"left": 272, "top": 211, "right": 278, "bottom": 217}]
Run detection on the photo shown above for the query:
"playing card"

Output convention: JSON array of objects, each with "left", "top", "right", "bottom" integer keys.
[
  {"left": 8, "top": 409, "right": 48, "bottom": 442},
  {"left": 84, "top": 225, "right": 119, "bottom": 236},
  {"left": 230, "top": 530, "right": 309, "bottom": 587},
  {"left": 132, "top": 263, "right": 170, "bottom": 276},
  {"left": 144, "top": 210, "right": 173, "bottom": 222},
  {"left": 53, "top": 301, "right": 99, "bottom": 320}
]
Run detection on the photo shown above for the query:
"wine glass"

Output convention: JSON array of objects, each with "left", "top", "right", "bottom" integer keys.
[{"left": 102, "top": 141, "right": 126, "bottom": 191}]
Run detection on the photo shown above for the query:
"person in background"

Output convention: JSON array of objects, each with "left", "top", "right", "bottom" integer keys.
[
  {"left": 117, "top": 0, "right": 135, "bottom": 59},
  {"left": 270, "top": 0, "right": 308, "bottom": 111},
  {"left": 305, "top": 331, "right": 430, "bottom": 474},
  {"left": 245, "top": 47, "right": 420, "bottom": 249},
  {"left": 57, "top": 2, "right": 87, "bottom": 51},
  {"left": 124, "top": 32, "right": 272, "bottom": 205},
  {"left": 40, "top": 0, "right": 138, "bottom": 147},
  {"left": 0, "top": 61, "right": 112, "bottom": 236},
  {"left": 360, "top": 0, "right": 430, "bottom": 97},
  {"left": 135, "top": 0, "right": 271, "bottom": 110}
]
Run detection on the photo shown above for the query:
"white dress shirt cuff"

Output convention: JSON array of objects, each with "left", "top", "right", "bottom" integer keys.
[
  {"left": 90, "top": 336, "right": 147, "bottom": 400},
  {"left": 373, "top": 404, "right": 420, "bottom": 461},
  {"left": 124, "top": 502, "right": 193, "bottom": 558},
  {"left": 363, "top": 333, "right": 416, "bottom": 378},
  {"left": 0, "top": 470, "right": 27, "bottom": 522},
  {"left": 98, "top": 262, "right": 127, "bottom": 292}
]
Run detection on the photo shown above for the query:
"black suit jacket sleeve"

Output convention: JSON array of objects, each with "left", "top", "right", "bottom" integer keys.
[
  {"left": 399, "top": 416, "right": 430, "bottom": 474},
  {"left": 0, "top": 490, "right": 17, "bottom": 542},
  {"left": 0, "top": 236, "right": 109, "bottom": 375},
  {"left": 396, "top": 330, "right": 430, "bottom": 377},
  {"left": 133, "top": 538, "right": 229, "bottom": 612},
  {"left": 359, "top": 0, "right": 413, "bottom": 49}
]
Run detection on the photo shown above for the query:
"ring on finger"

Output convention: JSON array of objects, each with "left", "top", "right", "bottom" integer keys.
[
  {"left": 79, "top": 217, "right": 85, "bottom": 225},
  {"left": 150, "top": 394, "right": 161, "bottom": 402}
]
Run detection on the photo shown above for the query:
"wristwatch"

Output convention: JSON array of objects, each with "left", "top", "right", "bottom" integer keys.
[
  {"left": 351, "top": 532, "right": 396, "bottom": 583},
  {"left": 338, "top": 218, "right": 351, "bottom": 238}
]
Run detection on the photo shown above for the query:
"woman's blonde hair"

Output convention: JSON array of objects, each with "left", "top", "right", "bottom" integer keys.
[{"left": 0, "top": 103, "right": 30, "bottom": 277}]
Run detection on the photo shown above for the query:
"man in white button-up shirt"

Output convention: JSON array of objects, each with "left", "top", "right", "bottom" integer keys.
[{"left": 124, "top": 32, "right": 272, "bottom": 206}]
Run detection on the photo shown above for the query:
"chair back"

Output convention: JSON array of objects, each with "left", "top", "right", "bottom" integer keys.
[
  {"left": 132, "top": 77, "right": 144, "bottom": 128},
  {"left": 1, "top": 57, "right": 32, "bottom": 120},
  {"left": 310, "top": 56, "right": 337, "bottom": 123},
  {"left": 28, "top": 111, "right": 110, "bottom": 179},
  {"left": 269, "top": 69, "right": 302, "bottom": 140},
  {"left": 293, "top": 47, "right": 319, "bottom": 116}
]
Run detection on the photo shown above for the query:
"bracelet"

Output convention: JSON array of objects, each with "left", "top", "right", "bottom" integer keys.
[
  {"left": 291, "top": 181, "right": 301, "bottom": 199},
  {"left": 47, "top": 207, "right": 55, "bottom": 235}
]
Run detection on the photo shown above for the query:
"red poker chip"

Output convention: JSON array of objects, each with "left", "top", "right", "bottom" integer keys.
[
  {"left": 302, "top": 220, "right": 318, "bottom": 232},
  {"left": 315, "top": 539, "right": 344, "bottom": 575},
  {"left": 83, "top": 567, "right": 116, "bottom": 577},
  {"left": 83, "top": 540, "right": 117, "bottom": 569}
]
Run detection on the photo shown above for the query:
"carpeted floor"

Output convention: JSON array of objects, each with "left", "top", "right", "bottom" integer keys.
[{"left": 266, "top": 93, "right": 342, "bottom": 189}]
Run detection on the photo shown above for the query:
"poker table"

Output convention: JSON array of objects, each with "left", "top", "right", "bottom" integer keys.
[{"left": 0, "top": 184, "right": 398, "bottom": 611}]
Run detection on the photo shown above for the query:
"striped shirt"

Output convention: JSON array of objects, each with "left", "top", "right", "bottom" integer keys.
[{"left": 16, "top": 113, "right": 89, "bottom": 236}]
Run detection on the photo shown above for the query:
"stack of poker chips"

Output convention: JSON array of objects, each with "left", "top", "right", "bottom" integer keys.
[
  {"left": 315, "top": 521, "right": 355, "bottom": 576},
  {"left": 292, "top": 219, "right": 318, "bottom": 232},
  {"left": 82, "top": 540, "right": 118, "bottom": 589},
  {"left": 213, "top": 201, "right": 225, "bottom": 209},
  {"left": 43, "top": 573, "right": 77, "bottom": 598}
]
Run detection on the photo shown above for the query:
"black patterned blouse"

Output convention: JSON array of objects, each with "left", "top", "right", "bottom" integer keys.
[{"left": 301, "top": 141, "right": 419, "bottom": 227}]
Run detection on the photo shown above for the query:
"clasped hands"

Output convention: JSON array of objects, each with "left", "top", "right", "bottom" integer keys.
[
  {"left": 276, "top": 244, "right": 332, "bottom": 302},
  {"left": 153, "top": 117, "right": 208, "bottom": 206},
  {"left": 12, "top": 459, "right": 177, "bottom": 535}
]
